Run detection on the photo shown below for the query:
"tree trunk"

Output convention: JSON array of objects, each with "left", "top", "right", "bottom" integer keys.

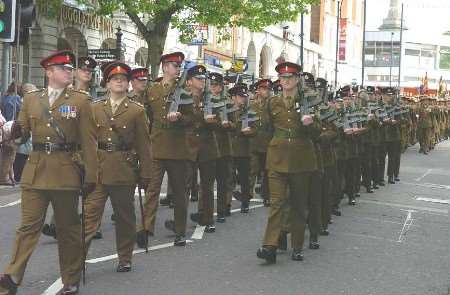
[
  {"left": 126, "top": 10, "right": 173, "bottom": 80},
  {"left": 146, "top": 11, "right": 172, "bottom": 79}
]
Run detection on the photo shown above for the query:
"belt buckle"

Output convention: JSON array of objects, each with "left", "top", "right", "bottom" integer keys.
[
  {"left": 44, "top": 142, "right": 53, "bottom": 154},
  {"left": 106, "top": 143, "right": 114, "bottom": 152}
]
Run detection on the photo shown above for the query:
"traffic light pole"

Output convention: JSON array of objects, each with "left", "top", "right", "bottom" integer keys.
[{"left": 1, "top": 42, "right": 11, "bottom": 94}]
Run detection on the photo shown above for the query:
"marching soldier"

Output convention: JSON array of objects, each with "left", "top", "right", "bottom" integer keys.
[
  {"left": 257, "top": 62, "right": 320, "bottom": 263},
  {"left": 137, "top": 52, "right": 193, "bottom": 247},
  {"left": 249, "top": 79, "right": 272, "bottom": 207},
  {"left": 0, "top": 50, "right": 98, "bottom": 295},
  {"left": 129, "top": 67, "right": 149, "bottom": 104},
  {"left": 185, "top": 65, "right": 220, "bottom": 233},
  {"left": 83, "top": 61, "right": 151, "bottom": 272},
  {"left": 209, "top": 72, "right": 233, "bottom": 222},
  {"left": 228, "top": 83, "right": 255, "bottom": 213},
  {"left": 42, "top": 55, "right": 100, "bottom": 240},
  {"left": 417, "top": 97, "right": 432, "bottom": 154},
  {"left": 317, "top": 106, "right": 338, "bottom": 236},
  {"left": 383, "top": 88, "right": 402, "bottom": 184}
]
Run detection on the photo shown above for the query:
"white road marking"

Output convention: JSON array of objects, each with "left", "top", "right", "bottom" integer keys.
[
  {"left": 402, "top": 181, "right": 450, "bottom": 190},
  {"left": 86, "top": 240, "right": 193, "bottom": 264},
  {"left": 42, "top": 202, "right": 265, "bottom": 294},
  {"left": 0, "top": 199, "right": 21, "bottom": 208},
  {"left": 415, "top": 197, "right": 450, "bottom": 204},
  {"left": 415, "top": 169, "right": 432, "bottom": 182},
  {"left": 191, "top": 225, "right": 206, "bottom": 240},
  {"left": 41, "top": 278, "right": 62, "bottom": 295},
  {"left": 397, "top": 210, "right": 415, "bottom": 243},
  {"left": 359, "top": 199, "right": 448, "bottom": 214}
]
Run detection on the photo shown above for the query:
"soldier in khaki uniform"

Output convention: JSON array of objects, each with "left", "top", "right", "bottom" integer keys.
[
  {"left": 209, "top": 73, "right": 233, "bottom": 222},
  {"left": 137, "top": 52, "right": 194, "bottom": 247},
  {"left": 129, "top": 67, "right": 149, "bottom": 105},
  {"left": 382, "top": 88, "right": 402, "bottom": 184},
  {"left": 84, "top": 62, "right": 151, "bottom": 272},
  {"left": 228, "top": 84, "right": 255, "bottom": 213},
  {"left": 249, "top": 79, "right": 272, "bottom": 207},
  {"left": 42, "top": 56, "right": 101, "bottom": 240},
  {"left": 0, "top": 50, "right": 98, "bottom": 295},
  {"left": 257, "top": 62, "right": 320, "bottom": 263},
  {"left": 185, "top": 65, "right": 220, "bottom": 233},
  {"left": 417, "top": 97, "right": 432, "bottom": 154}
]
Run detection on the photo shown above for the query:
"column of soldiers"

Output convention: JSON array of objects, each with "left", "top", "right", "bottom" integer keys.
[{"left": 2, "top": 50, "right": 450, "bottom": 295}]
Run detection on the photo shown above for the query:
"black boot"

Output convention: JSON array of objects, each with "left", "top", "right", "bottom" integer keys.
[
  {"left": 257, "top": 246, "right": 276, "bottom": 264},
  {"left": 291, "top": 249, "right": 304, "bottom": 261},
  {"left": 42, "top": 223, "right": 57, "bottom": 239},
  {"left": 240, "top": 201, "right": 249, "bottom": 213},
  {"left": 388, "top": 176, "right": 395, "bottom": 184}
]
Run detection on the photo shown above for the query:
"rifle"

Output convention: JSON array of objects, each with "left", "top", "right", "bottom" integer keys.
[{"left": 167, "top": 69, "right": 193, "bottom": 113}]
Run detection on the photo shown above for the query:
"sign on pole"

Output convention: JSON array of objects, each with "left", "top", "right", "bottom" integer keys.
[
  {"left": 339, "top": 18, "right": 347, "bottom": 61},
  {"left": 88, "top": 49, "right": 118, "bottom": 60},
  {"left": 187, "top": 24, "right": 208, "bottom": 46}
]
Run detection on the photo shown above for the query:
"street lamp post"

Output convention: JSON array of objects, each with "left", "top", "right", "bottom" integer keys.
[
  {"left": 334, "top": 0, "right": 342, "bottom": 89},
  {"left": 389, "top": 31, "right": 394, "bottom": 87},
  {"left": 116, "top": 26, "right": 123, "bottom": 60},
  {"left": 397, "top": 3, "right": 404, "bottom": 97},
  {"left": 361, "top": 0, "right": 367, "bottom": 87},
  {"left": 300, "top": 13, "right": 304, "bottom": 69}
]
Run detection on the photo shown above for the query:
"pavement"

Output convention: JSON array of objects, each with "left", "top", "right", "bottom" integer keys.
[{"left": 1, "top": 142, "right": 450, "bottom": 295}]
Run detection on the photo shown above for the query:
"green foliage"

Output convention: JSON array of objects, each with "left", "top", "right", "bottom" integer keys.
[{"left": 44, "top": 0, "right": 319, "bottom": 35}]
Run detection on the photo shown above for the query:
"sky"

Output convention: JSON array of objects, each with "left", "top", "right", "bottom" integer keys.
[{"left": 366, "top": 0, "right": 450, "bottom": 36}]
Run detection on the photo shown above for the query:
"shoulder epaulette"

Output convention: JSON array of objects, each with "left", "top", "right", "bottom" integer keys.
[
  {"left": 92, "top": 97, "right": 107, "bottom": 104},
  {"left": 70, "top": 88, "right": 90, "bottom": 96},
  {"left": 26, "top": 88, "right": 44, "bottom": 94},
  {"left": 129, "top": 99, "right": 144, "bottom": 108}
]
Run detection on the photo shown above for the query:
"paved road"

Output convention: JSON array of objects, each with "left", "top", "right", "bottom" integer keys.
[{"left": 1, "top": 142, "right": 450, "bottom": 295}]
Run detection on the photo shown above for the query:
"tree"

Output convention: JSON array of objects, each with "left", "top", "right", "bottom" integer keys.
[{"left": 45, "top": 0, "right": 319, "bottom": 78}]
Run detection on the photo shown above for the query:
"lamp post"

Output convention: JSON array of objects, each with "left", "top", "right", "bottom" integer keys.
[
  {"left": 334, "top": 0, "right": 342, "bottom": 89},
  {"left": 389, "top": 31, "right": 394, "bottom": 87},
  {"left": 361, "top": 0, "right": 367, "bottom": 87},
  {"left": 115, "top": 26, "right": 123, "bottom": 60},
  {"left": 300, "top": 13, "right": 304, "bottom": 69}
]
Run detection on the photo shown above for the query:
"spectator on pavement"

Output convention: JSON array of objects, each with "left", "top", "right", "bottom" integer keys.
[{"left": 0, "top": 82, "right": 23, "bottom": 185}]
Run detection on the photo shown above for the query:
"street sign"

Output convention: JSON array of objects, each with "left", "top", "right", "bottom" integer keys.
[
  {"left": 186, "top": 24, "right": 208, "bottom": 46},
  {"left": 88, "top": 49, "right": 118, "bottom": 60},
  {"left": 0, "top": 0, "right": 16, "bottom": 42}
]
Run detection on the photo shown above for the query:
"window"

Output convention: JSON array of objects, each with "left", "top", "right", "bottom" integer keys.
[{"left": 405, "top": 49, "right": 420, "bottom": 56}]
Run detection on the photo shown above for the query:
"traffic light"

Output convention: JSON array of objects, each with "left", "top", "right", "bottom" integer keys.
[
  {"left": 0, "top": 0, "right": 16, "bottom": 42},
  {"left": 15, "top": 1, "right": 35, "bottom": 45}
]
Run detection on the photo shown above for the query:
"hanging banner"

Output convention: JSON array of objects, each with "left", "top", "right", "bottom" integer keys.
[{"left": 339, "top": 18, "right": 347, "bottom": 61}]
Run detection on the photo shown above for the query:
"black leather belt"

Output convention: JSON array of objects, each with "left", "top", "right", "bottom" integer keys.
[
  {"left": 33, "top": 142, "right": 78, "bottom": 154},
  {"left": 98, "top": 142, "right": 131, "bottom": 152}
]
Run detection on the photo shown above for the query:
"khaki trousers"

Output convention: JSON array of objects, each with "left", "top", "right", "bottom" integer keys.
[
  {"left": 4, "top": 189, "right": 82, "bottom": 286},
  {"left": 84, "top": 184, "right": 136, "bottom": 264},
  {"left": 263, "top": 170, "right": 313, "bottom": 250},
  {"left": 141, "top": 158, "right": 190, "bottom": 235}
]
